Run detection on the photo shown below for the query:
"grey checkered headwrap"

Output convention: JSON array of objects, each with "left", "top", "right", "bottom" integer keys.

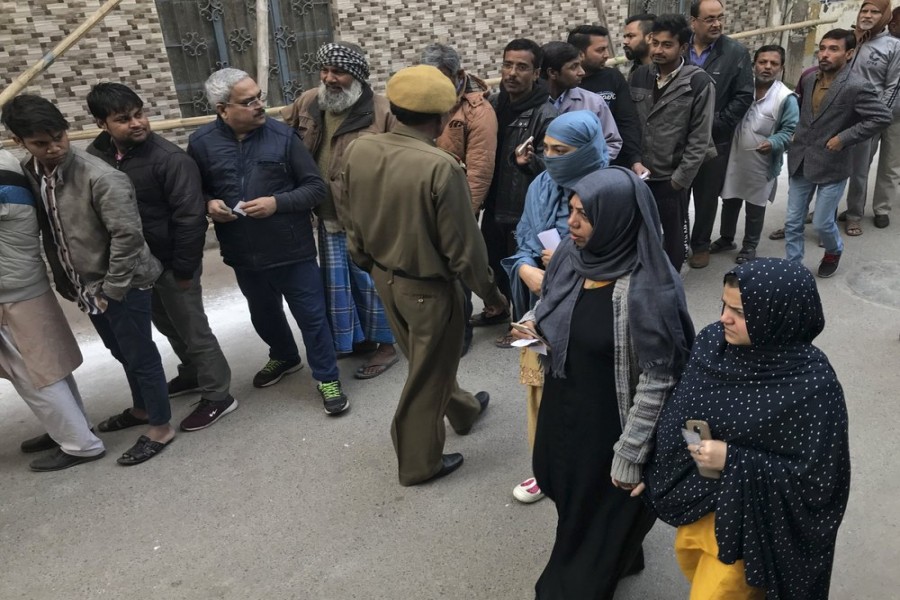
[{"left": 317, "top": 43, "right": 369, "bottom": 82}]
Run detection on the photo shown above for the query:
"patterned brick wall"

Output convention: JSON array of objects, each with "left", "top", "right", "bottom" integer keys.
[
  {"left": 1, "top": 0, "right": 182, "bottom": 138},
  {"left": 2, "top": 0, "right": 776, "bottom": 153},
  {"left": 331, "top": 0, "right": 605, "bottom": 91}
]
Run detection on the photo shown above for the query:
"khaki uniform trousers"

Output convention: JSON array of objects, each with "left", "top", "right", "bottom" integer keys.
[{"left": 371, "top": 267, "right": 481, "bottom": 486}]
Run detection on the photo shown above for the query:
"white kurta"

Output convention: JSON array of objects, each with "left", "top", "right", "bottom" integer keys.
[{"left": 721, "top": 80, "right": 791, "bottom": 207}]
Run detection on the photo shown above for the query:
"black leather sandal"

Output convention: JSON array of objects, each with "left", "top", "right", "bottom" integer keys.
[
  {"left": 97, "top": 409, "right": 149, "bottom": 432},
  {"left": 117, "top": 435, "right": 173, "bottom": 466}
]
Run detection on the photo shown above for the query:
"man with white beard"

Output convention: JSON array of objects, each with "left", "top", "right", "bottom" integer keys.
[{"left": 283, "top": 43, "right": 399, "bottom": 380}]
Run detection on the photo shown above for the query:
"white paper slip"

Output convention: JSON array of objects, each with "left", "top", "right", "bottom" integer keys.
[
  {"left": 681, "top": 428, "right": 702, "bottom": 446},
  {"left": 511, "top": 338, "right": 548, "bottom": 355},
  {"left": 232, "top": 201, "right": 248, "bottom": 216},
  {"left": 538, "top": 228, "right": 561, "bottom": 251}
]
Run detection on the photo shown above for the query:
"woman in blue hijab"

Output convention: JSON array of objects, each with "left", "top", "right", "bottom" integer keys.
[
  {"left": 503, "top": 111, "right": 609, "bottom": 505},
  {"left": 501, "top": 110, "right": 609, "bottom": 322}
]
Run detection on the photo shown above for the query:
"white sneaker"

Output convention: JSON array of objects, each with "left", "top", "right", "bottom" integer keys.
[{"left": 512, "top": 477, "right": 545, "bottom": 503}]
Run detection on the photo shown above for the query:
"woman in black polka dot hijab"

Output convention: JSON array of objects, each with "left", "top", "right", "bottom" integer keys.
[{"left": 644, "top": 257, "right": 850, "bottom": 599}]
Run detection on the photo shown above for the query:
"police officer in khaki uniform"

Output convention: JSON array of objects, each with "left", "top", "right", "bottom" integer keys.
[{"left": 340, "top": 65, "right": 508, "bottom": 486}]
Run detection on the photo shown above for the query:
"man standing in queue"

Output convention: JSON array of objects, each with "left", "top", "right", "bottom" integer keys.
[{"left": 340, "top": 65, "right": 509, "bottom": 486}]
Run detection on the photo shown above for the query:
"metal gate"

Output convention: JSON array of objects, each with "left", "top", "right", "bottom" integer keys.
[{"left": 155, "top": 0, "right": 333, "bottom": 117}]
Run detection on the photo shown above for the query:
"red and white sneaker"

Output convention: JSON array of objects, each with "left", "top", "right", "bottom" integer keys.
[{"left": 513, "top": 477, "right": 545, "bottom": 503}]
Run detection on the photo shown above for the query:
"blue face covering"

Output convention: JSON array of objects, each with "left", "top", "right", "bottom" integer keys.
[{"left": 543, "top": 110, "right": 609, "bottom": 189}]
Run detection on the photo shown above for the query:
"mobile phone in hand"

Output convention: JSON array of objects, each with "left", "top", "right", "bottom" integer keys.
[{"left": 516, "top": 135, "right": 534, "bottom": 156}]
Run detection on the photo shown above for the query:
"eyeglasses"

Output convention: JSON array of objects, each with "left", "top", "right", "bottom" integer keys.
[
  {"left": 225, "top": 92, "right": 266, "bottom": 108},
  {"left": 501, "top": 62, "right": 536, "bottom": 74},
  {"left": 699, "top": 15, "right": 726, "bottom": 24}
]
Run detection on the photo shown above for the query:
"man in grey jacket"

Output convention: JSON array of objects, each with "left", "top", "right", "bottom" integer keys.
[
  {"left": 839, "top": 0, "right": 900, "bottom": 234},
  {"left": 0, "top": 148, "right": 106, "bottom": 471},
  {"left": 630, "top": 14, "right": 715, "bottom": 272},
  {"left": 2, "top": 95, "right": 174, "bottom": 466},
  {"left": 783, "top": 29, "right": 892, "bottom": 278}
]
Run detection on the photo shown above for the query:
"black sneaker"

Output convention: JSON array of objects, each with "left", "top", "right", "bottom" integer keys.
[
  {"left": 253, "top": 359, "right": 303, "bottom": 388},
  {"left": 817, "top": 253, "right": 841, "bottom": 278},
  {"left": 168, "top": 375, "right": 201, "bottom": 398},
  {"left": 318, "top": 380, "right": 349, "bottom": 415},
  {"left": 735, "top": 248, "right": 756, "bottom": 264},
  {"left": 179, "top": 397, "right": 239, "bottom": 431},
  {"left": 29, "top": 449, "right": 105, "bottom": 472}
]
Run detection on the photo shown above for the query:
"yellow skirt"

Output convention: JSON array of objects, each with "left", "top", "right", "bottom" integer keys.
[
  {"left": 518, "top": 348, "right": 543, "bottom": 448},
  {"left": 675, "top": 513, "right": 766, "bottom": 600}
]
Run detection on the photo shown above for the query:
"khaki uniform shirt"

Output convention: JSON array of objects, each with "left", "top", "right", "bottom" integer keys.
[{"left": 340, "top": 124, "right": 503, "bottom": 306}]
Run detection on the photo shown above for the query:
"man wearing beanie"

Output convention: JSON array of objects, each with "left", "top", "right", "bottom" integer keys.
[
  {"left": 838, "top": 0, "right": 900, "bottom": 235},
  {"left": 283, "top": 42, "right": 399, "bottom": 379},
  {"left": 340, "top": 65, "right": 509, "bottom": 486}
]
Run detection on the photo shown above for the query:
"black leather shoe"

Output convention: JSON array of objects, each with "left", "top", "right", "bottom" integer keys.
[
  {"left": 21, "top": 429, "right": 97, "bottom": 454},
  {"left": 456, "top": 392, "right": 490, "bottom": 435},
  {"left": 20, "top": 433, "right": 58, "bottom": 454},
  {"left": 420, "top": 453, "right": 464, "bottom": 484},
  {"left": 29, "top": 449, "right": 105, "bottom": 472}
]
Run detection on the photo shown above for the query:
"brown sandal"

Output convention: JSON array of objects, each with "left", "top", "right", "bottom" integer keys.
[{"left": 845, "top": 221, "right": 863, "bottom": 236}]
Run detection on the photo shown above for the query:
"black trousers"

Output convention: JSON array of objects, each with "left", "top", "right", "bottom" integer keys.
[
  {"left": 719, "top": 198, "right": 767, "bottom": 251},
  {"left": 647, "top": 180, "right": 690, "bottom": 272},
  {"left": 689, "top": 145, "right": 731, "bottom": 253},
  {"left": 480, "top": 210, "right": 518, "bottom": 301}
]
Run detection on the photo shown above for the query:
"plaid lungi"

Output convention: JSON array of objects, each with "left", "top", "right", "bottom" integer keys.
[{"left": 318, "top": 225, "right": 395, "bottom": 352}]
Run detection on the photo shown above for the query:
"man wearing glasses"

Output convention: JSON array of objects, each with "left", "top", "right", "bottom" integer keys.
[
  {"left": 685, "top": 0, "right": 753, "bottom": 269},
  {"left": 188, "top": 68, "right": 350, "bottom": 416},
  {"left": 473, "top": 39, "right": 555, "bottom": 331}
]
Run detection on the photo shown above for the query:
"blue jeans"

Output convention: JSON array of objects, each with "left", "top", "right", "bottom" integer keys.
[
  {"left": 89, "top": 288, "right": 171, "bottom": 426},
  {"left": 784, "top": 174, "right": 847, "bottom": 262},
  {"left": 234, "top": 260, "right": 339, "bottom": 382}
]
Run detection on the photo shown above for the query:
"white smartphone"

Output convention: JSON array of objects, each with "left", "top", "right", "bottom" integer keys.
[{"left": 516, "top": 135, "right": 535, "bottom": 156}]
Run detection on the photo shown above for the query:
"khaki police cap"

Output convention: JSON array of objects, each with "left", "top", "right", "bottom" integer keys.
[{"left": 386, "top": 65, "right": 457, "bottom": 114}]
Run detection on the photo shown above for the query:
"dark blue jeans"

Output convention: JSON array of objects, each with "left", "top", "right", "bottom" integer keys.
[
  {"left": 89, "top": 288, "right": 171, "bottom": 426},
  {"left": 234, "top": 260, "right": 339, "bottom": 382}
]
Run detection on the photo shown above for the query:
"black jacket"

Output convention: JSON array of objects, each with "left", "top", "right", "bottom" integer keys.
[
  {"left": 687, "top": 35, "right": 754, "bottom": 147},
  {"left": 88, "top": 131, "right": 207, "bottom": 280},
  {"left": 187, "top": 117, "right": 326, "bottom": 270},
  {"left": 579, "top": 67, "right": 643, "bottom": 167},
  {"left": 486, "top": 86, "right": 557, "bottom": 224}
]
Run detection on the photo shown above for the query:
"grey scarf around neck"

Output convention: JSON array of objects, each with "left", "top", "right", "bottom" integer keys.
[{"left": 535, "top": 167, "right": 694, "bottom": 378}]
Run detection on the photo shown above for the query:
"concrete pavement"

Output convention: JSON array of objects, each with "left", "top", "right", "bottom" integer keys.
[{"left": 1, "top": 160, "right": 898, "bottom": 599}]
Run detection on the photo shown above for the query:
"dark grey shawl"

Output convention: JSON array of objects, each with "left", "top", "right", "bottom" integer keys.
[{"left": 535, "top": 167, "right": 694, "bottom": 377}]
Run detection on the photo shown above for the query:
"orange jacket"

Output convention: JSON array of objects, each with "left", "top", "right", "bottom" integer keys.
[{"left": 435, "top": 74, "right": 498, "bottom": 213}]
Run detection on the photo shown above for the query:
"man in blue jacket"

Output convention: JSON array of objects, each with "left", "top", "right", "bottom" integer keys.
[{"left": 188, "top": 68, "right": 348, "bottom": 415}]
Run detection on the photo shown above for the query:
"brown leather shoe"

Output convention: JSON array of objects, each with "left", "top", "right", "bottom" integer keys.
[{"left": 688, "top": 250, "right": 710, "bottom": 269}]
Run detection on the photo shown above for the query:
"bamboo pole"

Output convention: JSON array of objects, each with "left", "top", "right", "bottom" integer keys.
[
  {"left": 0, "top": 0, "right": 125, "bottom": 108},
  {"left": 256, "top": 0, "right": 270, "bottom": 97},
  {"left": 64, "top": 107, "right": 287, "bottom": 142},
  {"left": 731, "top": 17, "right": 836, "bottom": 39}
]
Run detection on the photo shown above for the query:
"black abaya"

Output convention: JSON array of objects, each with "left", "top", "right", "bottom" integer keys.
[{"left": 533, "top": 286, "right": 656, "bottom": 600}]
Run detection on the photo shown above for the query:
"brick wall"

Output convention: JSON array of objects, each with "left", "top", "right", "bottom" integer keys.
[
  {"left": 2, "top": 0, "right": 778, "bottom": 152},
  {"left": 1, "top": 0, "right": 182, "bottom": 142}
]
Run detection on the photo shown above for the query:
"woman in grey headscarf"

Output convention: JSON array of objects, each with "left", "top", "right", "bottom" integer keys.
[{"left": 514, "top": 167, "right": 694, "bottom": 599}]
